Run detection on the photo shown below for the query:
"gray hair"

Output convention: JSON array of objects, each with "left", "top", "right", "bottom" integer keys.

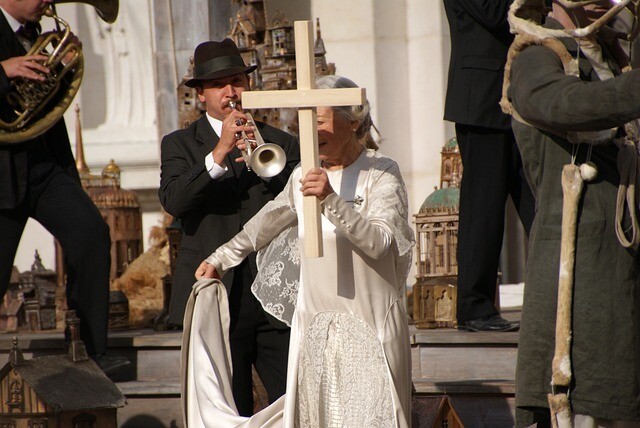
[{"left": 315, "top": 75, "right": 378, "bottom": 149}]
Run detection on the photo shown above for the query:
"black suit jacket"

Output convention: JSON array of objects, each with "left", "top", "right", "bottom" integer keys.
[
  {"left": 443, "top": 0, "right": 514, "bottom": 130},
  {"left": 0, "top": 10, "right": 79, "bottom": 210},
  {"left": 159, "top": 114, "right": 300, "bottom": 323}
]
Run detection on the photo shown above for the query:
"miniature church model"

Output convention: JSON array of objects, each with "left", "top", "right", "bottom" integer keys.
[
  {"left": 1, "top": 253, "right": 58, "bottom": 333},
  {"left": 55, "top": 106, "right": 143, "bottom": 285},
  {"left": 177, "top": 3, "right": 335, "bottom": 134},
  {"left": 413, "top": 138, "right": 462, "bottom": 329},
  {"left": 0, "top": 312, "right": 126, "bottom": 426},
  {"left": 84, "top": 159, "right": 143, "bottom": 280},
  {"left": 224, "top": 2, "right": 334, "bottom": 135},
  {"left": 177, "top": 58, "right": 207, "bottom": 129}
]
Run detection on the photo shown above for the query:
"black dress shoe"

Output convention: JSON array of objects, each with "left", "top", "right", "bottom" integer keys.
[
  {"left": 460, "top": 315, "right": 519, "bottom": 332},
  {"left": 92, "top": 353, "right": 131, "bottom": 378}
]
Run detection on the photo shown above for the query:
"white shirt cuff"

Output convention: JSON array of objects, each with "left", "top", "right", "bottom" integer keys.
[{"left": 205, "top": 152, "right": 227, "bottom": 179}]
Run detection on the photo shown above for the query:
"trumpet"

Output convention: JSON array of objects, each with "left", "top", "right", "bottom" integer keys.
[{"left": 229, "top": 101, "right": 286, "bottom": 178}]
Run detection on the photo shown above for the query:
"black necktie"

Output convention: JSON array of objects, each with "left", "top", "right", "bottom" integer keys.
[{"left": 16, "top": 22, "right": 39, "bottom": 43}]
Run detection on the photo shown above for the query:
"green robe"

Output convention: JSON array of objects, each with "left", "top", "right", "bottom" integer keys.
[{"left": 508, "top": 30, "right": 640, "bottom": 425}]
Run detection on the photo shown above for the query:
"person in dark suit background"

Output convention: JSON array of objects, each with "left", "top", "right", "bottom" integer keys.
[
  {"left": 443, "top": 0, "right": 535, "bottom": 332},
  {"left": 0, "top": 0, "right": 128, "bottom": 374},
  {"left": 158, "top": 39, "right": 300, "bottom": 415}
]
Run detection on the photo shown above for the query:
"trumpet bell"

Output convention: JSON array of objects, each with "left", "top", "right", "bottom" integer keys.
[{"left": 248, "top": 143, "right": 286, "bottom": 178}]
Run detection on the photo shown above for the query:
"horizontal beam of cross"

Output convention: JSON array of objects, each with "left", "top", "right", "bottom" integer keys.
[{"left": 242, "top": 88, "right": 365, "bottom": 109}]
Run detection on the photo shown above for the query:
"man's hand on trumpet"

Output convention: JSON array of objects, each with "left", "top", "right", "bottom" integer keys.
[{"left": 211, "top": 99, "right": 255, "bottom": 166}]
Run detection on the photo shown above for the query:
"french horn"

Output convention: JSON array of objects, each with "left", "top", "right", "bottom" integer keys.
[{"left": 0, "top": 0, "right": 119, "bottom": 144}]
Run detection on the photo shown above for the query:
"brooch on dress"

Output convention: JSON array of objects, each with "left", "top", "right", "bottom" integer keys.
[{"left": 348, "top": 195, "right": 364, "bottom": 207}]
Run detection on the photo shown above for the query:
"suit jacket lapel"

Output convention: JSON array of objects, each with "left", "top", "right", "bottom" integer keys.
[{"left": 0, "top": 10, "right": 27, "bottom": 60}]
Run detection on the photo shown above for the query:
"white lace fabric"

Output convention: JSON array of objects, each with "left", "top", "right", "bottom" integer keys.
[
  {"left": 252, "top": 226, "right": 300, "bottom": 326},
  {"left": 295, "top": 312, "right": 395, "bottom": 428}
]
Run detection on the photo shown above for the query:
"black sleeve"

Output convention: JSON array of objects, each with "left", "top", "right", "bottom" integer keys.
[
  {"left": 449, "top": 0, "right": 512, "bottom": 30},
  {"left": 158, "top": 132, "right": 215, "bottom": 218}
]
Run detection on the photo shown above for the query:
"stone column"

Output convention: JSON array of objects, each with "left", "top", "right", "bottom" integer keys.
[{"left": 152, "top": 0, "right": 209, "bottom": 140}]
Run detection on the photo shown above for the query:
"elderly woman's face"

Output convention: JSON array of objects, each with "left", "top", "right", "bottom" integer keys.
[{"left": 317, "top": 106, "right": 356, "bottom": 165}]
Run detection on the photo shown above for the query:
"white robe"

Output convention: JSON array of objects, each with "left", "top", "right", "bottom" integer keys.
[{"left": 183, "top": 150, "right": 414, "bottom": 428}]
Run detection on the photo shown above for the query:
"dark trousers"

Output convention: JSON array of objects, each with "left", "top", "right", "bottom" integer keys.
[
  {"left": 455, "top": 124, "right": 535, "bottom": 322},
  {"left": 228, "top": 260, "right": 290, "bottom": 416},
  {"left": 0, "top": 156, "right": 111, "bottom": 356}
]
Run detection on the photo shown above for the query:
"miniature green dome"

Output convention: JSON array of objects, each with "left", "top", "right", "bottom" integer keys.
[
  {"left": 420, "top": 186, "right": 460, "bottom": 212},
  {"left": 444, "top": 137, "right": 458, "bottom": 151}
]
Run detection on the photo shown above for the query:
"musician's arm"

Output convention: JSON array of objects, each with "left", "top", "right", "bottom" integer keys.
[
  {"left": 159, "top": 132, "right": 215, "bottom": 217},
  {"left": 510, "top": 45, "right": 640, "bottom": 131},
  {"left": 0, "top": 63, "right": 9, "bottom": 97}
]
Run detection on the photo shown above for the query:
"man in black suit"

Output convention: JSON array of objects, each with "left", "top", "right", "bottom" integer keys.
[
  {"left": 159, "top": 39, "right": 299, "bottom": 415},
  {"left": 443, "top": 0, "right": 534, "bottom": 332},
  {"left": 0, "top": 0, "right": 128, "bottom": 374}
]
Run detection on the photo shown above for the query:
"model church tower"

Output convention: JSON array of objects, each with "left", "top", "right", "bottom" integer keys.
[{"left": 413, "top": 137, "right": 462, "bottom": 329}]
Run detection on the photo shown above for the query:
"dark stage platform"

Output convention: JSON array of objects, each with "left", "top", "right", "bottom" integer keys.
[{"left": 0, "top": 308, "right": 521, "bottom": 427}]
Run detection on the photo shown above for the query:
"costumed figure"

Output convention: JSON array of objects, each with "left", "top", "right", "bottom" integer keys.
[
  {"left": 501, "top": 0, "right": 640, "bottom": 426},
  {"left": 182, "top": 75, "right": 415, "bottom": 428}
]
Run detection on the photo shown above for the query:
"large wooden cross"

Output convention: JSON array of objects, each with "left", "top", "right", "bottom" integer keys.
[{"left": 242, "top": 20, "right": 365, "bottom": 258}]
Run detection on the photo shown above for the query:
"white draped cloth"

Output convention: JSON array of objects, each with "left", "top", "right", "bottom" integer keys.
[{"left": 182, "top": 149, "right": 415, "bottom": 427}]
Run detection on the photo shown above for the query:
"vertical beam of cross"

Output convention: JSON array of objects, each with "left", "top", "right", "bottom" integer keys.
[{"left": 242, "top": 20, "right": 365, "bottom": 257}]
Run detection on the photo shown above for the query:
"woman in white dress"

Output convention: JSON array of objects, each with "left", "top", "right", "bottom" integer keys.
[{"left": 184, "top": 75, "right": 415, "bottom": 428}]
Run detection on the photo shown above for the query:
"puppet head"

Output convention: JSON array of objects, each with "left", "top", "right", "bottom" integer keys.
[{"left": 509, "top": 0, "right": 640, "bottom": 41}]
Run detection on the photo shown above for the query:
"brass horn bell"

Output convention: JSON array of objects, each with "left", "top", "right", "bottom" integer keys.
[
  {"left": 55, "top": 0, "right": 119, "bottom": 24},
  {"left": 0, "top": 0, "right": 119, "bottom": 144}
]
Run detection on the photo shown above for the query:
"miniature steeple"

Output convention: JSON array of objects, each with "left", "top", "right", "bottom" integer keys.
[
  {"left": 31, "top": 250, "right": 45, "bottom": 272},
  {"left": 74, "top": 104, "right": 90, "bottom": 177},
  {"left": 65, "top": 310, "right": 88, "bottom": 362},
  {"left": 315, "top": 18, "right": 326, "bottom": 55},
  {"left": 9, "top": 337, "right": 25, "bottom": 366}
]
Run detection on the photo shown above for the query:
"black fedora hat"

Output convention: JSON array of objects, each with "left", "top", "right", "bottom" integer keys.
[{"left": 185, "top": 39, "right": 258, "bottom": 87}]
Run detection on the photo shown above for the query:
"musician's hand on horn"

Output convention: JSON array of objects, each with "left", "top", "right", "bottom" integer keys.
[
  {"left": 1, "top": 55, "right": 49, "bottom": 81},
  {"left": 300, "top": 167, "right": 334, "bottom": 201}
]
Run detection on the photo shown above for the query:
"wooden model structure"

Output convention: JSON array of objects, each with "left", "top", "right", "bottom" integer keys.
[
  {"left": 1, "top": 254, "right": 61, "bottom": 333},
  {"left": 177, "top": 58, "right": 207, "bottom": 129},
  {"left": 259, "top": 10, "right": 296, "bottom": 91},
  {"left": 225, "top": 2, "right": 334, "bottom": 135},
  {"left": 413, "top": 138, "right": 462, "bottom": 329},
  {"left": 0, "top": 313, "right": 126, "bottom": 427},
  {"left": 85, "top": 159, "right": 143, "bottom": 280},
  {"left": 55, "top": 107, "right": 143, "bottom": 286},
  {"left": 108, "top": 290, "right": 129, "bottom": 330},
  {"left": 313, "top": 18, "right": 334, "bottom": 77},
  {"left": 0, "top": 268, "right": 24, "bottom": 333},
  {"left": 153, "top": 218, "right": 182, "bottom": 331},
  {"left": 19, "top": 252, "right": 57, "bottom": 332},
  {"left": 412, "top": 395, "right": 464, "bottom": 428},
  {"left": 176, "top": 2, "right": 336, "bottom": 135}
]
